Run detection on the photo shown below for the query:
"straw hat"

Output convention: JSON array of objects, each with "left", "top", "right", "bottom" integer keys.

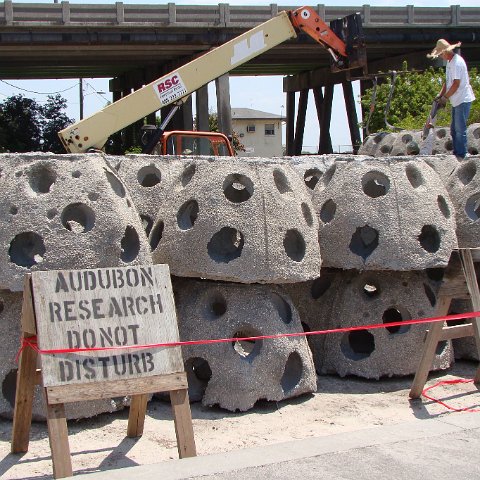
[{"left": 427, "top": 39, "right": 462, "bottom": 58}]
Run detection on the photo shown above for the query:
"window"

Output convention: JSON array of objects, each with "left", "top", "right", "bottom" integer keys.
[
  {"left": 246, "top": 124, "right": 256, "bottom": 133},
  {"left": 265, "top": 123, "right": 275, "bottom": 136}
]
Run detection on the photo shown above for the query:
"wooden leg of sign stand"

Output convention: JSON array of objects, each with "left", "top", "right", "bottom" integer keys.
[
  {"left": 127, "top": 394, "right": 149, "bottom": 437},
  {"left": 45, "top": 397, "right": 72, "bottom": 479},
  {"left": 410, "top": 296, "right": 452, "bottom": 399},
  {"left": 11, "top": 333, "right": 38, "bottom": 453},
  {"left": 170, "top": 389, "right": 196, "bottom": 458}
]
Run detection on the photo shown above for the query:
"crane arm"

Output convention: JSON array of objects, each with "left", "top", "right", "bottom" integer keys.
[{"left": 58, "top": 7, "right": 363, "bottom": 153}]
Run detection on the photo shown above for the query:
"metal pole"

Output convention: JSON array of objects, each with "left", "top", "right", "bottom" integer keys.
[{"left": 79, "top": 78, "right": 84, "bottom": 120}]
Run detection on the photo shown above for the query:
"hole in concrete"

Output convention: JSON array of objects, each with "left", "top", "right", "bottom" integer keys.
[
  {"left": 137, "top": 164, "right": 161, "bottom": 187},
  {"left": 140, "top": 214, "right": 154, "bottom": 237},
  {"left": 304, "top": 168, "right": 322, "bottom": 190},
  {"left": 469, "top": 147, "right": 479, "bottom": 155},
  {"left": 457, "top": 161, "right": 477, "bottom": 185},
  {"left": 177, "top": 199, "right": 199, "bottom": 230},
  {"left": 46, "top": 208, "right": 57, "bottom": 220},
  {"left": 382, "top": 307, "right": 411, "bottom": 334},
  {"left": 271, "top": 293, "right": 292, "bottom": 324},
  {"left": 362, "top": 171, "right": 390, "bottom": 198},
  {"left": 205, "top": 292, "right": 227, "bottom": 320},
  {"left": 406, "top": 141, "right": 420, "bottom": 155},
  {"left": 104, "top": 168, "right": 126, "bottom": 198},
  {"left": 380, "top": 145, "right": 392, "bottom": 154},
  {"left": 445, "top": 140, "right": 453, "bottom": 151},
  {"left": 437, "top": 195, "right": 451, "bottom": 218},
  {"left": 301, "top": 202, "right": 313, "bottom": 226},
  {"left": 185, "top": 357, "right": 212, "bottom": 402},
  {"left": 181, "top": 163, "right": 196, "bottom": 187},
  {"left": 9, "top": 206, "right": 18, "bottom": 215},
  {"left": 349, "top": 225, "right": 379, "bottom": 260},
  {"left": 426, "top": 268, "right": 445, "bottom": 282},
  {"left": 341, "top": 330, "right": 375, "bottom": 360},
  {"left": 473, "top": 127, "right": 480, "bottom": 140},
  {"left": 402, "top": 134, "right": 412, "bottom": 144},
  {"left": 362, "top": 280, "right": 381, "bottom": 299},
  {"left": 281, "top": 351, "right": 303, "bottom": 393},
  {"left": 436, "top": 129, "right": 446, "bottom": 139},
  {"left": 223, "top": 173, "right": 254, "bottom": 203},
  {"left": 320, "top": 199, "right": 336, "bottom": 224},
  {"left": 9, "top": 232, "right": 46, "bottom": 267},
  {"left": 61, "top": 203, "right": 95, "bottom": 233},
  {"left": 120, "top": 225, "right": 140, "bottom": 263},
  {"left": 28, "top": 163, "right": 57, "bottom": 194},
  {"left": 2, "top": 369, "right": 17, "bottom": 408},
  {"left": 149, "top": 221, "right": 164, "bottom": 251},
  {"left": 72, "top": 170, "right": 81, "bottom": 178},
  {"left": 465, "top": 193, "right": 480, "bottom": 221},
  {"left": 0, "top": 298, "right": 4, "bottom": 314},
  {"left": 273, "top": 169, "right": 292, "bottom": 194},
  {"left": 311, "top": 274, "right": 333, "bottom": 299},
  {"left": 283, "top": 229, "right": 306, "bottom": 262},
  {"left": 405, "top": 164, "right": 424, "bottom": 188},
  {"left": 424, "top": 283, "right": 436, "bottom": 307},
  {"left": 373, "top": 132, "right": 387, "bottom": 144},
  {"left": 88, "top": 192, "right": 99, "bottom": 202},
  {"left": 435, "top": 340, "right": 448, "bottom": 356},
  {"left": 207, "top": 227, "right": 244, "bottom": 263},
  {"left": 418, "top": 225, "right": 440, "bottom": 253},
  {"left": 232, "top": 328, "right": 262, "bottom": 362},
  {"left": 322, "top": 164, "right": 336, "bottom": 187}
]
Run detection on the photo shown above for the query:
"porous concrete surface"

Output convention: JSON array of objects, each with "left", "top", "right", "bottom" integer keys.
[
  {"left": 312, "top": 156, "right": 457, "bottom": 270},
  {"left": 319, "top": 270, "right": 453, "bottom": 379},
  {"left": 422, "top": 154, "right": 459, "bottom": 184},
  {"left": 0, "top": 153, "right": 152, "bottom": 291},
  {"left": 445, "top": 156, "right": 480, "bottom": 248},
  {"left": 114, "top": 155, "right": 176, "bottom": 238},
  {"left": 0, "top": 290, "right": 126, "bottom": 420},
  {"left": 390, "top": 130, "right": 422, "bottom": 156},
  {"left": 171, "top": 277, "right": 317, "bottom": 412},
  {"left": 151, "top": 157, "right": 321, "bottom": 284},
  {"left": 282, "top": 269, "right": 343, "bottom": 374}
]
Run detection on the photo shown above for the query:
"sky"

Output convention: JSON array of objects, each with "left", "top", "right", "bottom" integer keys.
[{"left": 0, "top": 0, "right": 477, "bottom": 153}]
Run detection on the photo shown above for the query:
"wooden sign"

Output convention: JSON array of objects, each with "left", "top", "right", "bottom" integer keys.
[{"left": 31, "top": 265, "right": 184, "bottom": 387}]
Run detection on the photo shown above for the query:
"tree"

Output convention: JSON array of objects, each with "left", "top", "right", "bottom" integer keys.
[
  {"left": 360, "top": 62, "right": 480, "bottom": 134},
  {"left": 0, "top": 94, "right": 74, "bottom": 153},
  {"left": 0, "top": 94, "right": 42, "bottom": 152},
  {"left": 40, "top": 94, "right": 75, "bottom": 153}
]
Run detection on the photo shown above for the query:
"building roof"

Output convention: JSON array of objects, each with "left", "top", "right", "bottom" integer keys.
[{"left": 232, "top": 108, "right": 285, "bottom": 120}]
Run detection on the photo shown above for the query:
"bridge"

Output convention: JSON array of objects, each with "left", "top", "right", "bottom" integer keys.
[{"left": 1, "top": 2, "right": 480, "bottom": 153}]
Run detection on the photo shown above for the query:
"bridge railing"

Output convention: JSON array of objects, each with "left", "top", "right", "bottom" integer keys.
[{"left": 1, "top": 2, "right": 480, "bottom": 27}]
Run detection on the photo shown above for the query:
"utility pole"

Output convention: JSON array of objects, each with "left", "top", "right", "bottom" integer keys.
[{"left": 79, "top": 78, "right": 84, "bottom": 120}]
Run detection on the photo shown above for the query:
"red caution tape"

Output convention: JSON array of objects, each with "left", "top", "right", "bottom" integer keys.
[
  {"left": 422, "top": 378, "right": 480, "bottom": 413},
  {"left": 16, "top": 310, "right": 480, "bottom": 357}
]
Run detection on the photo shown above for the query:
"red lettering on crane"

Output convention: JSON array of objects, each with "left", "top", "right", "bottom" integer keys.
[{"left": 156, "top": 75, "right": 179, "bottom": 94}]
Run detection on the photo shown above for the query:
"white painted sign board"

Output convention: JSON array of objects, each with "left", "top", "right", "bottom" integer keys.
[{"left": 31, "top": 265, "right": 184, "bottom": 387}]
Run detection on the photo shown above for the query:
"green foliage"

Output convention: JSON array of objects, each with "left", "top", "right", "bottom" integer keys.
[
  {"left": 360, "top": 61, "right": 480, "bottom": 134},
  {"left": 0, "top": 94, "right": 74, "bottom": 153}
]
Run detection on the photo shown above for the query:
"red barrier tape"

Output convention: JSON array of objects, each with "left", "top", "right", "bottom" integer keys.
[
  {"left": 422, "top": 379, "right": 480, "bottom": 413},
  {"left": 17, "top": 310, "right": 480, "bottom": 356}
]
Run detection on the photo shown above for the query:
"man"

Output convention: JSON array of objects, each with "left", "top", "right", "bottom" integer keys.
[{"left": 428, "top": 39, "right": 475, "bottom": 160}]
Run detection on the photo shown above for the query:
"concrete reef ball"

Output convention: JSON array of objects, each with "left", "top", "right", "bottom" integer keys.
[
  {"left": 312, "top": 157, "right": 457, "bottom": 270},
  {"left": 318, "top": 269, "right": 452, "bottom": 379},
  {"left": 0, "top": 153, "right": 152, "bottom": 291},
  {"left": 150, "top": 157, "right": 322, "bottom": 284},
  {"left": 446, "top": 156, "right": 480, "bottom": 248},
  {"left": 172, "top": 278, "right": 317, "bottom": 412}
]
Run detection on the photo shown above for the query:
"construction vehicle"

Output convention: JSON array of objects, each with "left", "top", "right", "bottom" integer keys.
[{"left": 58, "top": 6, "right": 366, "bottom": 154}]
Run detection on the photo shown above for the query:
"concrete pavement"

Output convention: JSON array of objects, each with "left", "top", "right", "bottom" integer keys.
[{"left": 75, "top": 411, "right": 480, "bottom": 480}]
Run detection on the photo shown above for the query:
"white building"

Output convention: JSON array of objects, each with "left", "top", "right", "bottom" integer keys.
[{"left": 232, "top": 108, "right": 285, "bottom": 157}]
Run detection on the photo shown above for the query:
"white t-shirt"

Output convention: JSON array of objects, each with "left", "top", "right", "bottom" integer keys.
[{"left": 446, "top": 53, "right": 476, "bottom": 107}]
